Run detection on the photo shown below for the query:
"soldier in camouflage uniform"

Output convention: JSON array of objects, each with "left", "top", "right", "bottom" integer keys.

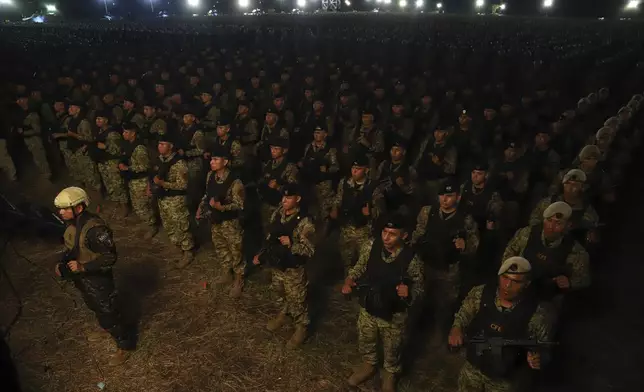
[
  {"left": 209, "top": 116, "right": 244, "bottom": 173},
  {"left": 150, "top": 135, "right": 196, "bottom": 268},
  {"left": 176, "top": 106, "right": 206, "bottom": 210},
  {"left": 414, "top": 123, "right": 458, "bottom": 201},
  {"left": 197, "top": 147, "right": 246, "bottom": 298},
  {"left": 503, "top": 201, "right": 590, "bottom": 308},
  {"left": 121, "top": 96, "right": 145, "bottom": 130},
  {"left": 331, "top": 155, "right": 376, "bottom": 273},
  {"left": 198, "top": 89, "right": 221, "bottom": 132},
  {"left": 258, "top": 137, "right": 299, "bottom": 233},
  {"left": 102, "top": 93, "right": 125, "bottom": 125},
  {"left": 232, "top": 100, "right": 259, "bottom": 159},
  {"left": 449, "top": 257, "right": 555, "bottom": 392},
  {"left": 253, "top": 184, "right": 316, "bottom": 349},
  {"left": 298, "top": 125, "right": 339, "bottom": 223},
  {"left": 411, "top": 180, "right": 479, "bottom": 346},
  {"left": 15, "top": 93, "right": 52, "bottom": 180},
  {"left": 258, "top": 108, "right": 290, "bottom": 163},
  {"left": 372, "top": 138, "right": 418, "bottom": 219},
  {"left": 342, "top": 215, "right": 424, "bottom": 392},
  {"left": 142, "top": 101, "right": 167, "bottom": 142},
  {"left": 90, "top": 111, "right": 129, "bottom": 217},
  {"left": 343, "top": 109, "right": 385, "bottom": 175},
  {"left": 119, "top": 122, "right": 157, "bottom": 238}
]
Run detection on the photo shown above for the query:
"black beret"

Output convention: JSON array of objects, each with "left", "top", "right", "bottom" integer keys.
[
  {"left": 471, "top": 161, "right": 489, "bottom": 172},
  {"left": 217, "top": 116, "right": 231, "bottom": 126},
  {"left": 209, "top": 145, "right": 231, "bottom": 160},
  {"left": 67, "top": 99, "right": 86, "bottom": 108},
  {"left": 94, "top": 109, "right": 111, "bottom": 120},
  {"left": 383, "top": 214, "right": 406, "bottom": 230},
  {"left": 438, "top": 179, "right": 459, "bottom": 195},
  {"left": 157, "top": 133, "right": 175, "bottom": 144},
  {"left": 268, "top": 136, "right": 289, "bottom": 148},
  {"left": 121, "top": 122, "right": 138, "bottom": 131},
  {"left": 281, "top": 183, "right": 300, "bottom": 197},
  {"left": 392, "top": 136, "right": 408, "bottom": 150},
  {"left": 352, "top": 154, "right": 370, "bottom": 167},
  {"left": 237, "top": 99, "right": 250, "bottom": 108}
]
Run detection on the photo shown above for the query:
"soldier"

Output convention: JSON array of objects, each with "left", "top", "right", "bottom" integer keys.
[
  {"left": 89, "top": 111, "right": 129, "bottom": 217},
  {"left": 448, "top": 257, "right": 555, "bottom": 392},
  {"left": 232, "top": 100, "right": 259, "bottom": 158},
  {"left": 102, "top": 93, "right": 124, "bottom": 125},
  {"left": 372, "top": 138, "right": 418, "bottom": 219},
  {"left": 414, "top": 124, "right": 458, "bottom": 200},
  {"left": 142, "top": 101, "right": 167, "bottom": 142},
  {"left": 491, "top": 139, "right": 530, "bottom": 230},
  {"left": 298, "top": 125, "right": 339, "bottom": 223},
  {"left": 342, "top": 215, "right": 424, "bottom": 392},
  {"left": 527, "top": 124, "right": 561, "bottom": 201},
  {"left": 411, "top": 180, "right": 479, "bottom": 345},
  {"left": 530, "top": 169, "right": 600, "bottom": 247},
  {"left": 343, "top": 108, "right": 385, "bottom": 174},
  {"left": 330, "top": 155, "right": 376, "bottom": 273},
  {"left": 252, "top": 184, "right": 316, "bottom": 348},
  {"left": 258, "top": 108, "right": 289, "bottom": 163},
  {"left": 197, "top": 147, "right": 246, "bottom": 298},
  {"left": 14, "top": 92, "right": 52, "bottom": 180},
  {"left": 198, "top": 88, "right": 221, "bottom": 132},
  {"left": 209, "top": 116, "right": 244, "bottom": 173},
  {"left": 257, "top": 137, "right": 299, "bottom": 233},
  {"left": 176, "top": 106, "right": 206, "bottom": 209},
  {"left": 551, "top": 145, "right": 613, "bottom": 205},
  {"left": 121, "top": 96, "right": 145, "bottom": 130},
  {"left": 503, "top": 201, "right": 590, "bottom": 306},
  {"left": 53, "top": 187, "right": 135, "bottom": 366},
  {"left": 118, "top": 122, "right": 157, "bottom": 238},
  {"left": 149, "top": 135, "right": 196, "bottom": 268}
]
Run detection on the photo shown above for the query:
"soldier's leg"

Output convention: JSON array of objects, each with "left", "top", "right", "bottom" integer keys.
[
  {"left": 25, "top": 137, "right": 52, "bottom": 179},
  {"left": 0, "top": 139, "right": 17, "bottom": 181},
  {"left": 159, "top": 197, "right": 195, "bottom": 251},
  {"left": 457, "top": 361, "right": 487, "bottom": 392},
  {"left": 282, "top": 266, "right": 309, "bottom": 326},
  {"left": 381, "top": 316, "right": 406, "bottom": 375},
  {"left": 129, "top": 179, "right": 156, "bottom": 226},
  {"left": 224, "top": 220, "right": 245, "bottom": 276},
  {"left": 357, "top": 308, "right": 380, "bottom": 366},
  {"left": 271, "top": 269, "right": 287, "bottom": 313},
  {"left": 339, "top": 226, "right": 359, "bottom": 269},
  {"left": 211, "top": 223, "right": 233, "bottom": 279},
  {"left": 78, "top": 155, "right": 103, "bottom": 194},
  {"left": 99, "top": 163, "right": 128, "bottom": 205}
]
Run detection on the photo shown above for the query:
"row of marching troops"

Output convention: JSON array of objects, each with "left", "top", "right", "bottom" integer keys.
[{"left": 3, "top": 48, "right": 642, "bottom": 390}]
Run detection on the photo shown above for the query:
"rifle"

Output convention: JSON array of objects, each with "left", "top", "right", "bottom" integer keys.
[
  {"left": 257, "top": 231, "right": 301, "bottom": 271},
  {"left": 460, "top": 336, "right": 558, "bottom": 358}
]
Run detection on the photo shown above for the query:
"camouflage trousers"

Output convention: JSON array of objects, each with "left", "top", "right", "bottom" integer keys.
[
  {"left": 69, "top": 150, "right": 102, "bottom": 191},
  {"left": 425, "top": 263, "right": 461, "bottom": 336},
  {"left": 271, "top": 266, "right": 309, "bottom": 326},
  {"left": 308, "top": 180, "right": 335, "bottom": 221},
  {"left": 128, "top": 178, "right": 156, "bottom": 226},
  {"left": 0, "top": 139, "right": 17, "bottom": 181},
  {"left": 211, "top": 219, "right": 244, "bottom": 275},
  {"left": 261, "top": 203, "right": 278, "bottom": 235},
  {"left": 339, "top": 224, "right": 372, "bottom": 269},
  {"left": 97, "top": 161, "right": 128, "bottom": 204},
  {"left": 457, "top": 361, "right": 512, "bottom": 392},
  {"left": 158, "top": 195, "right": 195, "bottom": 251},
  {"left": 24, "top": 136, "right": 51, "bottom": 178},
  {"left": 357, "top": 307, "right": 407, "bottom": 374}
]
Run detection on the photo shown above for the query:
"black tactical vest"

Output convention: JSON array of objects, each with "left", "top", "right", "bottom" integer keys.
[
  {"left": 66, "top": 116, "right": 84, "bottom": 152},
  {"left": 339, "top": 178, "right": 373, "bottom": 227},
  {"left": 259, "top": 159, "right": 289, "bottom": 206},
  {"left": 205, "top": 171, "right": 239, "bottom": 223},
  {"left": 460, "top": 181, "right": 495, "bottom": 228},
  {"left": 302, "top": 143, "right": 331, "bottom": 183},
  {"left": 379, "top": 160, "right": 411, "bottom": 209},
  {"left": 154, "top": 154, "right": 187, "bottom": 198},
  {"left": 466, "top": 282, "right": 538, "bottom": 378},
  {"left": 89, "top": 128, "right": 120, "bottom": 163},
  {"left": 215, "top": 135, "right": 234, "bottom": 155},
  {"left": 419, "top": 208, "right": 466, "bottom": 269},
  {"left": 120, "top": 140, "right": 148, "bottom": 180},
  {"left": 176, "top": 125, "right": 197, "bottom": 154},
  {"left": 418, "top": 142, "right": 450, "bottom": 181}
]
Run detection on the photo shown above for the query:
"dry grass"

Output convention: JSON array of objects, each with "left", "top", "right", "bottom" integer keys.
[{"left": 0, "top": 179, "right": 462, "bottom": 392}]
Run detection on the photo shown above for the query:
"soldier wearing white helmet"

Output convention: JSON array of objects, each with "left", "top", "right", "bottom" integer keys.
[{"left": 54, "top": 186, "right": 135, "bottom": 366}]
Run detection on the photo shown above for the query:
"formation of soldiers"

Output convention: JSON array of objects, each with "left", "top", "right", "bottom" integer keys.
[{"left": 2, "top": 17, "right": 644, "bottom": 391}]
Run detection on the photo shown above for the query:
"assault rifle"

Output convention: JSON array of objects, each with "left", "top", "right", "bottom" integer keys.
[{"left": 456, "top": 336, "right": 558, "bottom": 357}]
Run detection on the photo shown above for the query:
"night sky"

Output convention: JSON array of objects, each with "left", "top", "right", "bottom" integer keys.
[{"left": 0, "top": 0, "right": 639, "bottom": 19}]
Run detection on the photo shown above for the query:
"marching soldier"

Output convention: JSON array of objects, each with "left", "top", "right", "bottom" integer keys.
[
  {"left": 258, "top": 108, "right": 289, "bottom": 163},
  {"left": 252, "top": 184, "right": 316, "bottom": 349},
  {"left": 198, "top": 88, "right": 221, "bottom": 132},
  {"left": 142, "top": 101, "right": 167, "bottom": 142},
  {"left": 118, "top": 122, "right": 157, "bottom": 238},
  {"left": 372, "top": 138, "right": 418, "bottom": 219},
  {"left": 149, "top": 135, "right": 196, "bottom": 268},
  {"left": 102, "top": 93, "right": 124, "bottom": 125},
  {"left": 176, "top": 106, "right": 206, "bottom": 209},
  {"left": 414, "top": 124, "right": 458, "bottom": 200},
  {"left": 54, "top": 187, "right": 135, "bottom": 366},
  {"left": 231, "top": 100, "right": 259, "bottom": 158},
  {"left": 342, "top": 214, "right": 424, "bottom": 392},
  {"left": 197, "top": 147, "right": 246, "bottom": 298},
  {"left": 210, "top": 116, "right": 244, "bottom": 173},
  {"left": 121, "top": 96, "right": 145, "bottom": 130},
  {"left": 15, "top": 92, "right": 52, "bottom": 180},
  {"left": 343, "top": 108, "right": 385, "bottom": 174}
]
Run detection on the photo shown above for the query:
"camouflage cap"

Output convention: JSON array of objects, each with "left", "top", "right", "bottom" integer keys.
[
  {"left": 562, "top": 169, "right": 587, "bottom": 184},
  {"left": 498, "top": 257, "right": 531, "bottom": 276},
  {"left": 579, "top": 145, "right": 600, "bottom": 160},
  {"left": 543, "top": 201, "right": 572, "bottom": 221}
]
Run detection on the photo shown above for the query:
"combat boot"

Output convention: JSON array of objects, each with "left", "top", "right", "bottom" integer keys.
[
  {"left": 286, "top": 325, "right": 307, "bottom": 349},
  {"left": 107, "top": 349, "right": 131, "bottom": 366},
  {"left": 380, "top": 370, "right": 397, "bottom": 392},
  {"left": 229, "top": 273, "right": 244, "bottom": 298},
  {"left": 347, "top": 362, "right": 375, "bottom": 387},
  {"left": 266, "top": 312, "right": 288, "bottom": 332},
  {"left": 215, "top": 270, "right": 233, "bottom": 285},
  {"left": 143, "top": 226, "right": 158, "bottom": 240},
  {"left": 175, "top": 250, "right": 194, "bottom": 269}
]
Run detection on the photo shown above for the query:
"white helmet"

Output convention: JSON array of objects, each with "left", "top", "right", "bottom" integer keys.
[{"left": 54, "top": 187, "right": 90, "bottom": 209}]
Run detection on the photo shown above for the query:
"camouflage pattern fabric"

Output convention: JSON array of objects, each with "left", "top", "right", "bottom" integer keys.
[
  {"left": 339, "top": 224, "right": 372, "bottom": 269},
  {"left": 156, "top": 155, "right": 194, "bottom": 251},
  {"left": 0, "top": 139, "right": 17, "bottom": 181},
  {"left": 127, "top": 144, "right": 155, "bottom": 226}
]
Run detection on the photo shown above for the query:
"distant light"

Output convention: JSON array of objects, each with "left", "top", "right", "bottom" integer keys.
[
  {"left": 296, "top": 0, "right": 306, "bottom": 7},
  {"left": 376, "top": 0, "right": 383, "bottom": 3},
  {"left": 45, "top": 4, "right": 57, "bottom": 13},
  {"left": 238, "top": 0, "right": 249, "bottom": 7},
  {"left": 0, "top": 0, "right": 15, "bottom": 5},
  {"left": 383, "top": 0, "right": 391, "bottom": 4},
  {"left": 415, "top": 0, "right": 423, "bottom": 8},
  {"left": 33, "top": 16, "right": 46, "bottom": 23},
  {"left": 187, "top": 0, "right": 200, "bottom": 8},
  {"left": 344, "top": 0, "right": 351, "bottom": 5},
  {"left": 499, "top": 3, "right": 506, "bottom": 10},
  {"left": 399, "top": 0, "right": 407, "bottom": 7},
  {"left": 436, "top": 2, "right": 442, "bottom": 8},
  {"left": 625, "top": 1, "right": 640, "bottom": 10},
  {"left": 475, "top": 0, "right": 484, "bottom": 8},
  {"left": 543, "top": 0, "right": 553, "bottom": 7}
]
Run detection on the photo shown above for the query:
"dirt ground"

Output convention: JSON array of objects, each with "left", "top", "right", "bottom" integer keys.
[{"left": 1, "top": 159, "right": 643, "bottom": 392}]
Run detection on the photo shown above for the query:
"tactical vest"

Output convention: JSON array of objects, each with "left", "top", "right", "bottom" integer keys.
[
  {"left": 176, "top": 125, "right": 197, "bottom": 155},
  {"left": 215, "top": 135, "right": 234, "bottom": 155},
  {"left": 359, "top": 239, "right": 414, "bottom": 321},
  {"left": 262, "top": 212, "right": 304, "bottom": 270},
  {"left": 122, "top": 109, "right": 138, "bottom": 124},
  {"left": 418, "top": 142, "right": 450, "bottom": 181},
  {"left": 379, "top": 161, "right": 411, "bottom": 209},
  {"left": 154, "top": 154, "right": 187, "bottom": 198},
  {"left": 302, "top": 143, "right": 331, "bottom": 183},
  {"left": 120, "top": 141, "right": 149, "bottom": 180},
  {"left": 495, "top": 159, "right": 523, "bottom": 201},
  {"left": 339, "top": 179, "right": 373, "bottom": 227},
  {"left": 63, "top": 212, "right": 107, "bottom": 266},
  {"left": 259, "top": 159, "right": 289, "bottom": 206},
  {"left": 419, "top": 208, "right": 466, "bottom": 269},
  {"left": 89, "top": 128, "right": 120, "bottom": 163},
  {"left": 232, "top": 115, "right": 252, "bottom": 145},
  {"left": 460, "top": 181, "right": 495, "bottom": 228},
  {"left": 66, "top": 116, "right": 85, "bottom": 152},
  {"left": 466, "top": 282, "right": 538, "bottom": 378},
  {"left": 521, "top": 224, "right": 575, "bottom": 299},
  {"left": 205, "top": 171, "right": 239, "bottom": 223}
]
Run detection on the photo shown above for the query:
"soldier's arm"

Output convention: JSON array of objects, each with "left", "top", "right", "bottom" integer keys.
[
  {"left": 413, "top": 136, "right": 430, "bottom": 167},
  {"left": 411, "top": 205, "right": 431, "bottom": 245},
  {"left": 442, "top": 146, "right": 458, "bottom": 175},
  {"left": 163, "top": 161, "right": 189, "bottom": 190},
  {"left": 81, "top": 226, "right": 117, "bottom": 273},
  {"left": 76, "top": 120, "right": 95, "bottom": 141},
  {"left": 406, "top": 256, "right": 425, "bottom": 304},
  {"left": 370, "top": 129, "right": 385, "bottom": 154},
  {"left": 22, "top": 113, "right": 41, "bottom": 136},
  {"left": 463, "top": 214, "right": 480, "bottom": 255},
  {"left": 281, "top": 163, "right": 299, "bottom": 185},
  {"left": 582, "top": 204, "right": 600, "bottom": 228},
  {"left": 152, "top": 119, "right": 167, "bottom": 136},
  {"left": 501, "top": 226, "right": 531, "bottom": 262},
  {"left": 332, "top": 178, "right": 345, "bottom": 209},
  {"left": 348, "top": 239, "right": 374, "bottom": 281},
  {"left": 452, "top": 285, "right": 484, "bottom": 329},
  {"left": 515, "top": 169, "right": 530, "bottom": 194},
  {"left": 291, "top": 217, "right": 316, "bottom": 258},
  {"left": 529, "top": 198, "right": 550, "bottom": 227},
  {"left": 399, "top": 166, "right": 417, "bottom": 195},
  {"left": 527, "top": 303, "right": 556, "bottom": 341},
  {"left": 129, "top": 145, "right": 150, "bottom": 173},
  {"left": 221, "top": 179, "right": 245, "bottom": 212},
  {"left": 327, "top": 147, "right": 340, "bottom": 174},
  {"left": 566, "top": 243, "right": 591, "bottom": 290},
  {"left": 132, "top": 114, "right": 146, "bottom": 130},
  {"left": 326, "top": 116, "right": 335, "bottom": 139},
  {"left": 105, "top": 132, "right": 123, "bottom": 156},
  {"left": 201, "top": 107, "right": 220, "bottom": 128},
  {"left": 185, "top": 130, "right": 206, "bottom": 157}
]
